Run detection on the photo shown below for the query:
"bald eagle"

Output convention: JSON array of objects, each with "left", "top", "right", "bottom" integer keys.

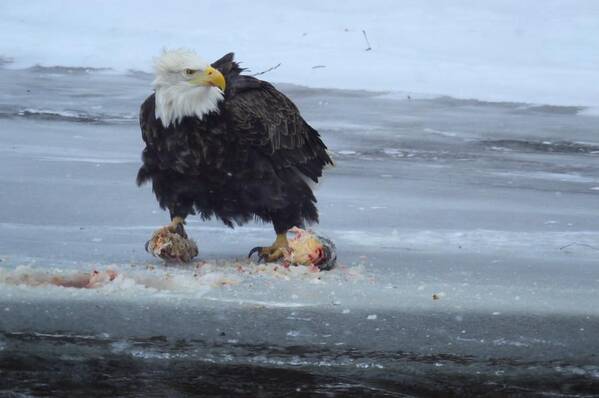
[{"left": 137, "top": 50, "right": 333, "bottom": 262}]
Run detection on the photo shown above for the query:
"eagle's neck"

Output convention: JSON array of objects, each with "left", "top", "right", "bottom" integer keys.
[{"left": 154, "top": 85, "right": 224, "bottom": 128}]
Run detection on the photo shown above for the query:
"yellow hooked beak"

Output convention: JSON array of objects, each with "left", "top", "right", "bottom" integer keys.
[{"left": 191, "top": 66, "right": 226, "bottom": 92}]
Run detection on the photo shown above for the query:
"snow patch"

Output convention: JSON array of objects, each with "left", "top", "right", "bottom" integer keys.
[
  {"left": 2, "top": 1, "right": 598, "bottom": 107},
  {"left": 336, "top": 229, "right": 599, "bottom": 255},
  {"left": 0, "top": 262, "right": 368, "bottom": 305},
  {"left": 493, "top": 171, "right": 597, "bottom": 184}
]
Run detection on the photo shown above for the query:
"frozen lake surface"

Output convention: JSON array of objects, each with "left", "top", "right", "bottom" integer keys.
[{"left": 0, "top": 67, "right": 598, "bottom": 396}]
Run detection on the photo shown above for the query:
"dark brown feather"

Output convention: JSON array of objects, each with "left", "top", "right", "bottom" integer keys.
[{"left": 137, "top": 53, "right": 333, "bottom": 233}]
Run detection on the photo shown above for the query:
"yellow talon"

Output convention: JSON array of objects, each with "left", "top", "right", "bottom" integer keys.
[
  {"left": 248, "top": 233, "right": 289, "bottom": 262},
  {"left": 166, "top": 216, "right": 187, "bottom": 237}
]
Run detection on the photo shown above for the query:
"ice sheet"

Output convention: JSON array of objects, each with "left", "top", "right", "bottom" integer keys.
[{"left": 1, "top": 64, "right": 598, "bottom": 394}]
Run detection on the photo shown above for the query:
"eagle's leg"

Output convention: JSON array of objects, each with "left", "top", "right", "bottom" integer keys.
[
  {"left": 248, "top": 233, "right": 289, "bottom": 263},
  {"left": 166, "top": 216, "right": 188, "bottom": 238},
  {"left": 144, "top": 216, "right": 189, "bottom": 254}
]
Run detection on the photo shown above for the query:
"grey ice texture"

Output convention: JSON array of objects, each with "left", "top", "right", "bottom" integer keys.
[
  {"left": 0, "top": 1, "right": 598, "bottom": 390},
  {"left": 0, "top": 65, "right": 598, "bottom": 359}
]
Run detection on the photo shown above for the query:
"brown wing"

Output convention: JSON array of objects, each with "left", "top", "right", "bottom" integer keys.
[{"left": 223, "top": 75, "right": 333, "bottom": 182}]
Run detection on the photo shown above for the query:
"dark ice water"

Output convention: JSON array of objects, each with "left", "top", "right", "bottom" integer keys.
[{"left": 2, "top": 330, "right": 599, "bottom": 397}]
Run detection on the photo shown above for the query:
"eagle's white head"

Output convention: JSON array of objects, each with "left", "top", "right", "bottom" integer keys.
[{"left": 152, "top": 49, "right": 226, "bottom": 128}]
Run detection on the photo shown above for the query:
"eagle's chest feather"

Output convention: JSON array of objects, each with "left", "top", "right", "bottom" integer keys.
[{"left": 158, "top": 113, "right": 248, "bottom": 178}]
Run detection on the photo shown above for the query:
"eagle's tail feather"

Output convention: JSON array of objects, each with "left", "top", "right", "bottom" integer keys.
[{"left": 136, "top": 166, "right": 153, "bottom": 186}]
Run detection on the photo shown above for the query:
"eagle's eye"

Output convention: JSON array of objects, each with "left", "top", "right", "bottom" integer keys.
[{"left": 184, "top": 68, "right": 195, "bottom": 76}]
